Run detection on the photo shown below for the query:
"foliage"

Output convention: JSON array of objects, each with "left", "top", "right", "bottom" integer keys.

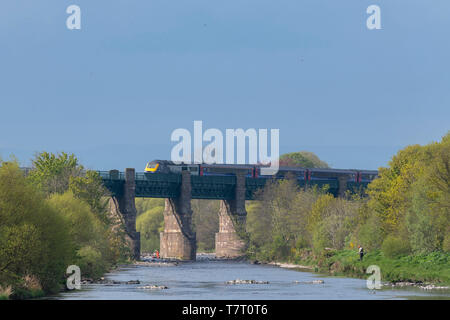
[
  {"left": 381, "top": 235, "right": 411, "bottom": 258},
  {"left": 244, "top": 133, "right": 449, "bottom": 284},
  {"left": 366, "top": 132, "right": 449, "bottom": 252},
  {"left": 47, "top": 191, "right": 116, "bottom": 278},
  {"left": 28, "top": 152, "right": 82, "bottom": 195},
  {"left": 443, "top": 234, "right": 450, "bottom": 253},
  {"left": 136, "top": 205, "right": 164, "bottom": 253},
  {"left": 192, "top": 200, "right": 220, "bottom": 252},
  {"left": 279, "top": 151, "right": 329, "bottom": 168},
  {"left": 0, "top": 162, "right": 73, "bottom": 294},
  {"left": 69, "top": 170, "right": 110, "bottom": 220},
  {"left": 76, "top": 246, "right": 106, "bottom": 279},
  {"left": 0, "top": 153, "right": 130, "bottom": 299},
  {"left": 317, "top": 250, "right": 450, "bottom": 285},
  {"left": 357, "top": 214, "right": 384, "bottom": 251},
  {"left": 0, "top": 285, "right": 13, "bottom": 300}
]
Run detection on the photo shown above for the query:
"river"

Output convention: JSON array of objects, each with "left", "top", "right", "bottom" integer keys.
[{"left": 53, "top": 254, "right": 449, "bottom": 300}]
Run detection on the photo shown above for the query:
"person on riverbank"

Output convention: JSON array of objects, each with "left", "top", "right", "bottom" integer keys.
[{"left": 358, "top": 246, "right": 364, "bottom": 261}]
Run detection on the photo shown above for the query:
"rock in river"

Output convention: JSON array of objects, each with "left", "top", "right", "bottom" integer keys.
[{"left": 226, "top": 279, "right": 269, "bottom": 285}]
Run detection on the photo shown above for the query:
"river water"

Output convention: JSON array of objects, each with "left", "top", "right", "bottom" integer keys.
[{"left": 54, "top": 255, "right": 449, "bottom": 300}]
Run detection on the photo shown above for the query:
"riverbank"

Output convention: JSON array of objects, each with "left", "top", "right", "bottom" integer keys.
[{"left": 260, "top": 249, "right": 450, "bottom": 289}]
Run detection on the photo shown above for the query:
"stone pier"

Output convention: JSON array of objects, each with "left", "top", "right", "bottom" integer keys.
[
  {"left": 115, "top": 168, "right": 140, "bottom": 260},
  {"left": 160, "top": 170, "right": 196, "bottom": 260},
  {"left": 338, "top": 176, "right": 349, "bottom": 198},
  {"left": 215, "top": 173, "right": 247, "bottom": 258}
]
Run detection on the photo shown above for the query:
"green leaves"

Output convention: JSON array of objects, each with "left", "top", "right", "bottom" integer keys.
[
  {"left": 279, "top": 151, "right": 329, "bottom": 168},
  {"left": 28, "top": 152, "right": 82, "bottom": 195},
  {"left": 0, "top": 153, "right": 130, "bottom": 296}
]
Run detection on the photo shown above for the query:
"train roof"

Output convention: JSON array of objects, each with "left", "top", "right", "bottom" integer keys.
[
  {"left": 201, "top": 163, "right": 254, "bottom": 169},
  {"left": 149, "top": 160, "right": 378, "bottom": 175}
]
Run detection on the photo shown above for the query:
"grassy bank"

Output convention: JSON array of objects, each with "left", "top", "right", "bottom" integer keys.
[{"left": 285, "top": 249, "right": 450, "bottom": 285}]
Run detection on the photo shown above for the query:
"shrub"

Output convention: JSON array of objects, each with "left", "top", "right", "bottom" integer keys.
[
  {"left": 358, "top": 214, "right": 384, "bottom": 250},
  {"left": 76, "top": 246, "right": 105, "bottom": 279},
  {"left": 0, "top": 285, "right": 13, "bottom": 300},
  {"left": 443, "top": 233, "right": 450, "bottom": 253},
  {"left": 0, "top": 162, "right": 73, "bottom": 293},
  {"left": 136, "top": 206, "right": 164, "bottom": 253},
  {"left": 382, "top": 235, "right": 411, "bottom": 258}
]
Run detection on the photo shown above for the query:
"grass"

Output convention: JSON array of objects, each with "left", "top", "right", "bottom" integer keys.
[{"left": 292, "top": 249, "right": 450, "bottom": 285}]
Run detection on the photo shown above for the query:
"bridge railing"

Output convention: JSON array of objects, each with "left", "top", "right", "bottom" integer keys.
[{"left": 97, "top": 170, "right": 125, "bottom": 180}]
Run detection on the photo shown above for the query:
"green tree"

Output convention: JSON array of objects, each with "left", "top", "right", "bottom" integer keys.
[
  {"left": 28, "top": 152, "right": 82, "bottom": 195},
  {"left": 279, "top": 151, "right": 329, "bottom": 168},
  {"left": 192, "top": 200, "right": 220, "bottom": 252},
  {"left": 135, "top": 198, "right": 165, "bottom": 252},
  {"left": 0, "top": 162, "right": 73, "bottom": 293},
  {"left": 47, "top": 192, "right": 113, "bottom": 278},
  {"left": 69, "top": 170, "right": 110, "bottom": 219},
  {"left": 136, "top": 206, "right": 164, "bottom": 252}
]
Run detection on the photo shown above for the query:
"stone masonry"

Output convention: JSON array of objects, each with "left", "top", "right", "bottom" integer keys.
[
  {"left": 215, "top": 173, "right": 247, "bottom": 258},
  {"left": 115, "top": 168, "right": 140, "bottom": 260},
  {"left": 160, "top": 170, "right": 197, "bottom": 260}
]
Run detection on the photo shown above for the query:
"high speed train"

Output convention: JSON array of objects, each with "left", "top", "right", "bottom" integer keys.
[{"left": 144, "top": 160, "right": 378, "bottom": 183}]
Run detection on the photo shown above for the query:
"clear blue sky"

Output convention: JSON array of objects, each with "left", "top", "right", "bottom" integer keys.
[{"left": 0, "top": 1, "right": 449, "bottom": 170}]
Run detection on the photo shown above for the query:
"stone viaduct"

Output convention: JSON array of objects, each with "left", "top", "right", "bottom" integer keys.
[{"left": 102, "top": 168, "right": 373, "bottom": 261}]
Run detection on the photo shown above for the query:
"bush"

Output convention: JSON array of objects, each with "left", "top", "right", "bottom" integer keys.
[
  {"left": 382, "top": 236, "right": 411, "bottom": 258},
  {"left": 76, "top": 246, "right": 105, "bottom": 279},
  {"left": 312, "top": 224, "right": 329, "bottom": 254},
  {"left": 358, "top": 214, "right": 384, "bottom": 250},
  {"left": 0, "top": 285, "right": 13, "bottom": 300},
  {"left": 48, "top": 192, "right": 113, "bottom": 278},
  {"left": 0, "top": 162, "right": 73, "bottom": 293},
  {"left": 443, "top": 233, "right": 450, "bottom": 253},
  {"left": 136, "top": 206, "right": 164, "bottom": 252}
]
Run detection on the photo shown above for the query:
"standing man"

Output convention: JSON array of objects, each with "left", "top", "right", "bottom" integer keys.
[{"left": 358, "top": 245, "right": 364, "bottom": 261}]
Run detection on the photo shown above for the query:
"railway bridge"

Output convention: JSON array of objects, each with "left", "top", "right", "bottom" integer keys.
[{"left": 99, "top": 168, "right": 372, "bottom": 261}]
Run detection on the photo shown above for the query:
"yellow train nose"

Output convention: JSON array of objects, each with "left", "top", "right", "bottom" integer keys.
[{"left": 145, "top": 163, "right": 159, "bottom": 172}]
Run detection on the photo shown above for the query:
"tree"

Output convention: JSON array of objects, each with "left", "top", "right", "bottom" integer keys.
[
  {"left": 365, "top": 132, "right": 450, "bottom": 253},
  {"left": 28, "top": 152, "right": 82, "bottom": 195},
  {"left": 192, "top": 200, "right": 219, "bottom": 252},
  {"left": 69, "top": 170, "right": 110, "bottom": 219},
  {"left": 0, "top": 162, "right": 73, "bottom": 293},
  {"left": 136, "top": 206, "right": 164, "bottom": 252},
  {"left": 279, "top": 151, "right": 329, "bottom": 168}
]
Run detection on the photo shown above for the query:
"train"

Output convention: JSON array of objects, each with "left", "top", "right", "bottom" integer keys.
[{"left": 144, "top": 160, "right": 378, "bottom": 184}]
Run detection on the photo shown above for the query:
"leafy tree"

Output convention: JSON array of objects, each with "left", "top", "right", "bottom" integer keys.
[
  {"left": 136, "top": 205, "right": 164, "bottom": 252},
  {"left": 0, "top": 162, "right": 73, "bottom": 293},
  {"left": 192, "top": 200, "right": 220, "bottom": 252},
  {"left": 69, "top": 170, "right": 110, "bottom": 219},
  {"left": 48, "top": 191, "right": 119, "bottom": 278},
  {"left": 279, "top": 151, "right": 329, "bottom": 168},
  {"left": 28, "top": 152, "right": 82, "bottom": 194}
]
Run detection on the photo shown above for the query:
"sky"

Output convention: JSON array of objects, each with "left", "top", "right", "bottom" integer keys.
[{"left": 0, "top": 0, "right": 449, "bottom": 171}]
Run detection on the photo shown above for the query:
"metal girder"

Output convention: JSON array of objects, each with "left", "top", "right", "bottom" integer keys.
[{"left": 100, "top": 171, "right": 371, "bottom": 200}]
